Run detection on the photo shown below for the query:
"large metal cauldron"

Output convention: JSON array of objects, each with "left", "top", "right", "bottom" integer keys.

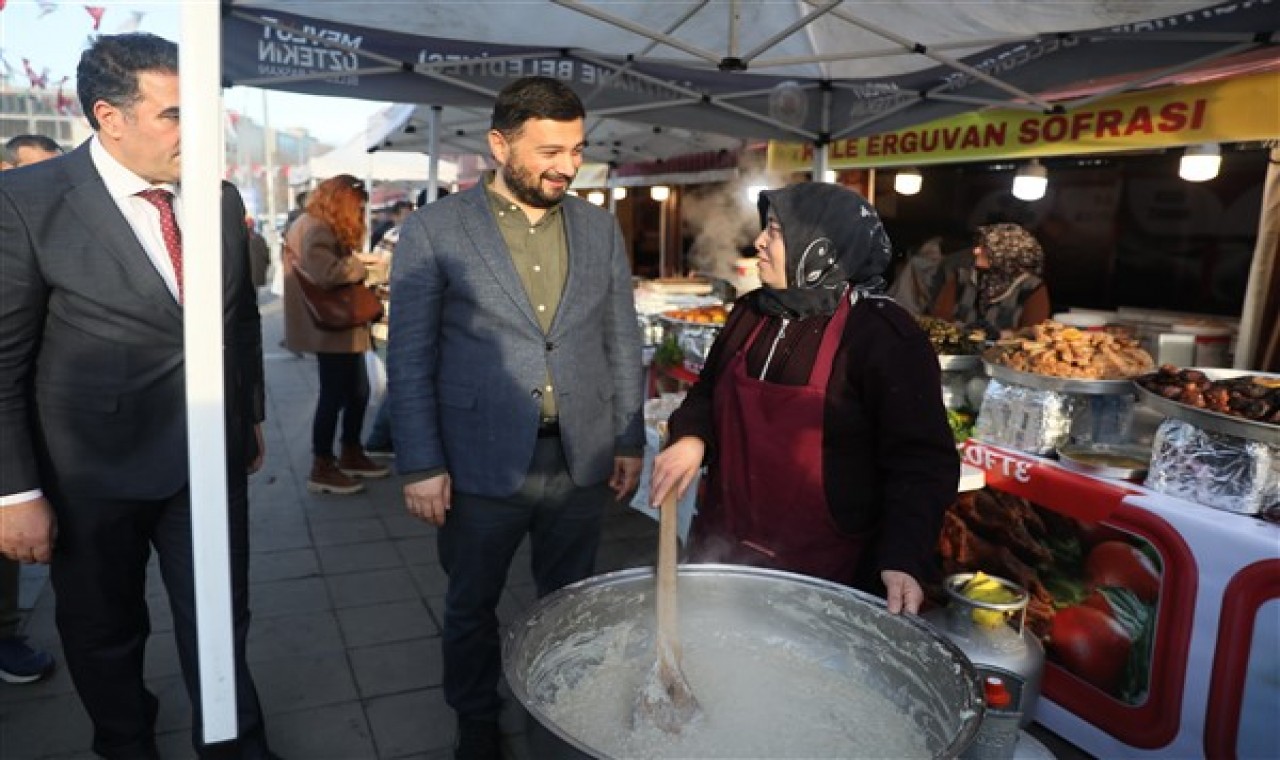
[{"left": 504, "top": 565, "right": 984, "bottom": 759}]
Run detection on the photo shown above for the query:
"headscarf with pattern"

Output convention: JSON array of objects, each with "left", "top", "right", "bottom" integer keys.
[
  {"left": 754, "top": 182, "right": 893, "bottom": 319},
  {"left": 975, "top": 223, "right": 1044, "bottom": 305}
]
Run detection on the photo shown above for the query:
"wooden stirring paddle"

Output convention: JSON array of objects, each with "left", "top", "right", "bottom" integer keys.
[{"left": 633, "top": 488, "right": 702, "bottom": 733}]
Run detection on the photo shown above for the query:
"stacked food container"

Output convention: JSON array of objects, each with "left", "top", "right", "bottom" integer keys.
[{"left": 1134, "top": 366, "right": 1279, "bottom": 518}]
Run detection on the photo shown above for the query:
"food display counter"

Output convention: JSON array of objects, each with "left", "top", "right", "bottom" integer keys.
[{"left": 954, "top": 439, "right": 1280, "bottom": 759}]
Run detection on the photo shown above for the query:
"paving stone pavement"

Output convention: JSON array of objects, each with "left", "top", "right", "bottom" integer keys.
[{"left": 1, "top": 294, "right": 1085, "bottom": 760}]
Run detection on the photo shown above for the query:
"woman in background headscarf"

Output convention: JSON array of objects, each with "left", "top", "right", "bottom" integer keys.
[
  {"left": 930, "top": 222, "right": 1051, "bottom": 336},
  {"left": 649, "top": 183, "right": 958, "bottom": 614}
]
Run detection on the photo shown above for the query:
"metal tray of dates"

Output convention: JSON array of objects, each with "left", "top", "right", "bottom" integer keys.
[
  {"left": 981, "top": 352, "right": 1136, "bottom": 395},
  {"left": 1133, "top": 369, "right": 1280, "bottom": 446}
]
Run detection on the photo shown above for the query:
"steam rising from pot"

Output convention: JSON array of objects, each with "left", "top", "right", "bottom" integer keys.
[{"left": 681, "top": 182, "right": 760, "bottom": 281}]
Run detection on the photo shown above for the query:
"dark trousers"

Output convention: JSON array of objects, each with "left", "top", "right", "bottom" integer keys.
[
  {"left": 49, "top": 484, "right": 269, "bottom": 760},
  {"left": 0, "top": 557, "right": 21, "bottom": 638},
  {"left": 313, "top": 351, "right": 369, "bottom": 457},
  {"left": 439, "top": 437, "right": 611, "bottom": 719}
]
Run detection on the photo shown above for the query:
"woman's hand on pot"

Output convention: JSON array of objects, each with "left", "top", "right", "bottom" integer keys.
[
  {"left": 651, "top": 436, "right": 705, "bottom": 507},
  {"left": 882, "top": 570, "right": 924, "bottom": 615}
]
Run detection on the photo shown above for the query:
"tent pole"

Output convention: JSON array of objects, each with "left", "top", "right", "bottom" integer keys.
[
  {"left": 364, "top": 165, "right": 373, "bottom": 249},
  {"left": 262, "top": 90, "right": 278, "bottom": 240},
  {"left": 428, "top": 105, "right": 442, "bottom": 202},
  {"left": 181, "top": 0, "right": 237, "bottom": 743},
  {"left": 1236, "top": 146, "right": 1280, "bottom": 369},
  {"left": 812, "top": 142, "right": 829, "bottom": 182},
  {"left": 659, "top": 194, "right": 669, "bottom": 277}
]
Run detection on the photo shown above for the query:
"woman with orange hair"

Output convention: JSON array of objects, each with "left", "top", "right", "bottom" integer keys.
[{"left": 284, "top": 174, "right": 389, "bottom": 494}]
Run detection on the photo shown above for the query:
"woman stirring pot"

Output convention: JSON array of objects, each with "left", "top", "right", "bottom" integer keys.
[{"left": 650, "top": 183, "right": 958, "bottom": 614}]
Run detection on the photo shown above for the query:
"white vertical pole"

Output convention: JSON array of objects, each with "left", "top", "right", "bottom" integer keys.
[
  {"left": 262, "top": 90, "right": 278, "bottom": 238},
  {"left": 180, "top": 1, "right": 238, "bottom": 744},
  {"left": 1236, "top": 146, "right": 1280, "bottom": 369},
  {"left": 658, "top": 194, "right": 669, "bottom": 276},
  {"left": 427, "top": 105, "right": 442, "bottom": 202}
]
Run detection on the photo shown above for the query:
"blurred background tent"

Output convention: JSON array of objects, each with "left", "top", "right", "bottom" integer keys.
[{"left": 301, "top": 134, "right": 458, "bottom": 184}]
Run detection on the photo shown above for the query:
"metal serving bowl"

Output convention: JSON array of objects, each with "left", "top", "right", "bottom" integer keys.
[
  {"left": 1057, "top": 442, "right": 1152, "bottom": 482},
  {"left": 503, "top": 565, "right": 984, "bottom": 759}
]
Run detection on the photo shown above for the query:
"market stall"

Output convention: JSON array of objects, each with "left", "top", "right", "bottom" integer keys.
[
  {"left": 937, "top": 322, "right": 1279, "bottom": 757},
  {"left": 767, "top": 68, "right": 1280, "bottom": 371},
  {"left": 645, "top": 299, "right": 1278, "bottom": 756},
  {"left": 954, "top": 437, "right": 1278, "bottom": 759}
]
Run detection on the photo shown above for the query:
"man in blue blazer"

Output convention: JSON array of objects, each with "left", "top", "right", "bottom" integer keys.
[
  {"left": 389, "top": 77, "right": 644, "bottom": 759},
  {"left": 0, "top": 34, "right": 271, "bottom": 759}
]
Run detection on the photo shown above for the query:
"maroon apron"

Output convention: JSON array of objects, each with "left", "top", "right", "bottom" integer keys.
[{"left": 691, "top": 293, "right": 870, "bottom": 586}]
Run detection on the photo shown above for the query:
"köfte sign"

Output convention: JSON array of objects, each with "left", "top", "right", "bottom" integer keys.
[
  {"left": 769, "top": 71, "right": 1279, "bottom": 170},
  {"left": 961, "top": 441, "right": 1135, "bottom": 522}
]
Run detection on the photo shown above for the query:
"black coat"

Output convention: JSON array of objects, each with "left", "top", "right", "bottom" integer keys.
[{"left": 667, "top": 290, "right": 958, "bottom": 584}]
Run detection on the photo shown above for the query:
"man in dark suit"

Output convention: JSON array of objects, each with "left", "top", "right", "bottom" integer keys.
[
  {"left": 389, "top": 77, "right": 644, "bottom": 760},
  {"left": 0, "top": 33, "right": 272, "bottom": 759}
]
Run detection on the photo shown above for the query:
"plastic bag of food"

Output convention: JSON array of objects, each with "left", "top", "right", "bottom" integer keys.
[
  {"left": 1146, "top": 418, "right": 1279, "bottom": 516},
  {"left": 974, "top": 379, "right": 1078, "bottom": 455}
]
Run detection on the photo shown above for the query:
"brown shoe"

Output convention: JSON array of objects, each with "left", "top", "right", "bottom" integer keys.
[
  {"left": 308, "top": 455, "right": 365, "bottom": 494},
  {"left": 339, "top": 444, "right": 390, "bottom": 479}
]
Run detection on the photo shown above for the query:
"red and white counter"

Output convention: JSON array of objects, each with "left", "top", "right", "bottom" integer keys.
[{"left": 960, "top": 440, "right": 1280, "bottom": 759}]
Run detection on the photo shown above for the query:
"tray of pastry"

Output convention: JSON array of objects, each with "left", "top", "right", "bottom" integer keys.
[
  {"left": 1133, "top": 367, "right": 1280, "bottom": 445},
  {"left": 982, "top": 354, "right": 1137, "bottom": 395}
]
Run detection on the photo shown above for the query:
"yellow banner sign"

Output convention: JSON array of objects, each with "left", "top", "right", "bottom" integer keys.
[{"left": 768, "top": 71, "right": 1279, "bottom": 172}]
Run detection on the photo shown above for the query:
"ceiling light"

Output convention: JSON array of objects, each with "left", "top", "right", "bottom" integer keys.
[
  {"left": 650, "top": 185, "right": 670, "bottom": 202},
  {"left": 1179, "top": 143, "right": 1221, "bottom": 182},
  {"left": 612, "top": 187, "right": 627, "bottom": 200},
  {"left": 894, "top": 168, "right": 923, "bottom": 196},
  {"left": 587, "top": 190, "right": 606, "bottom": 206},
  {"left": 1012, "top": 159, "right": 1048, "bottom": 202}
]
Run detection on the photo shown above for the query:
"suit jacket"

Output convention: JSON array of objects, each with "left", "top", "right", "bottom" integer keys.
[
  {"left": 388, "top": 183, "right": 644, "bottom": 497},
  {"left": 0, "top": 143, "right": 265, "bottom": 501}
]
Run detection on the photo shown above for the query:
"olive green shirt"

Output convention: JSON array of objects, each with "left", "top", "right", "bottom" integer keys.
[{"left": 485, "top": 177, "right": 568, "bottom": 420}]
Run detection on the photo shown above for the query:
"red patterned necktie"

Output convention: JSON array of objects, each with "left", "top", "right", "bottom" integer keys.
[{"left": 137, "top": 187, "right": 184, "bottom": 302}]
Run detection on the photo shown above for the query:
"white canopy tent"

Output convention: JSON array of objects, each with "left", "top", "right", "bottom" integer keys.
[
  {"left": 303, "top": 133, "right": 459, "bottom": 184},
  {"left": 224, "top": 1, "right": 1275, "bottom": 152}
]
